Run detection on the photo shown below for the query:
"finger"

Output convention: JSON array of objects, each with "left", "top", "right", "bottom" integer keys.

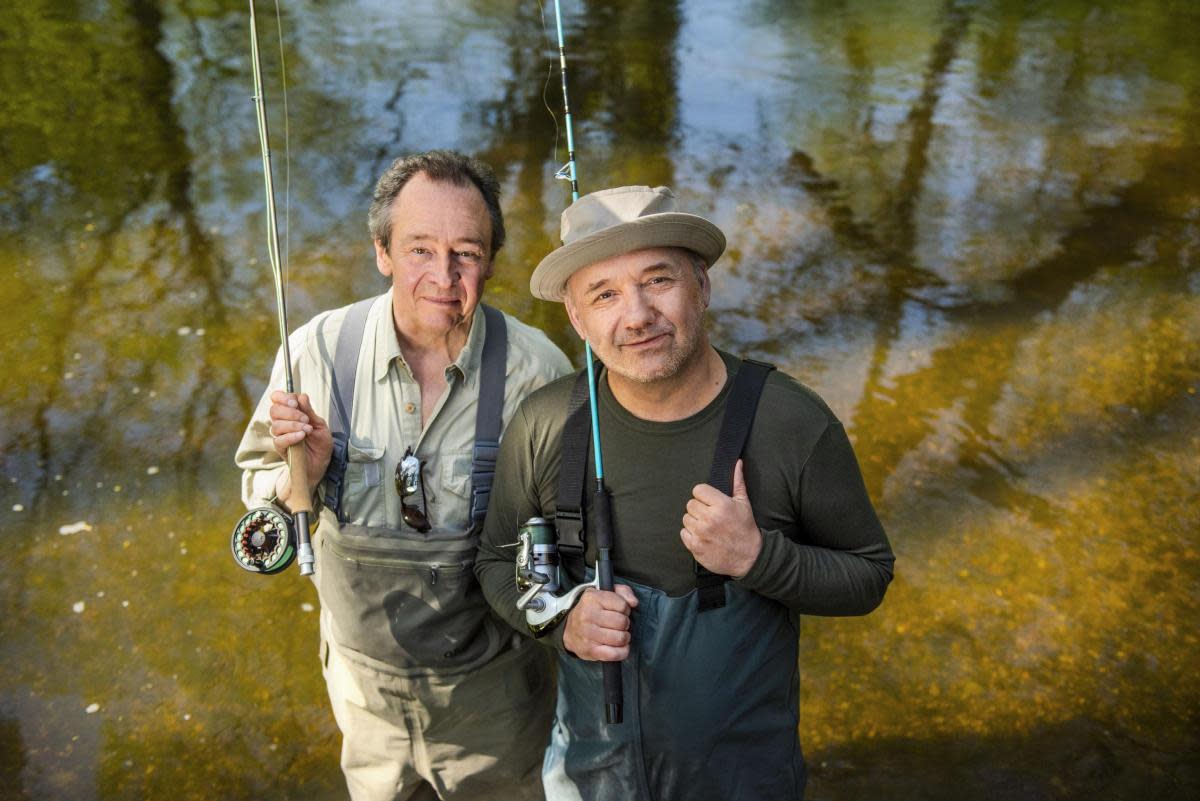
[
  {"left": 295, "top": 393, "right": 326, "bottom": 427},
  {"left": 613, "top": 583, "right": 639, "bottom": 608},
  {"left": 691, "top": 482, "right": 727, "bottom": 505},
  {"left": 588, "top": 644, "right": 631, "bottom": 662},
  {"left": 269, "top": 403, "right": 310, "bottom": 425},
  {"left": 272, "top": 430, "right": 307, "bottom": 449},
  {"left": 585, "top": 608, "right": 632, "bottom": 632},
  {"left": 591, "top": 589, "right": 632, "bottom": 614},
  {"left": 732, "top": 459, "right": 748, "bottom": 500},
  {"left": 681, "top": 512, "right": 702, "bottom": 532},
  {"left": 685, "top": 498, "right": 708, "bottom": 518},
  {"left": 269, "top": 419, "right": 312, "bottom": 438},
  {"left": 269, "top": 390, "right": 300, "bottom": 409},
  {"left": 583, "top": 622, "right": 631, "bottom": 648}
]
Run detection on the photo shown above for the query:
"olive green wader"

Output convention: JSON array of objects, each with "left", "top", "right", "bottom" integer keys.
[
  {"left": 543, "top": 360, "right": 807, "bottom": 801},
  {"left": 315, "top": 298, "right": 551, "bottom": 801}
]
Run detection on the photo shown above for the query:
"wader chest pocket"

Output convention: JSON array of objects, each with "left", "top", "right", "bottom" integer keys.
[{"left": 318, "top": 521, "right": 499, "bottom": 671}]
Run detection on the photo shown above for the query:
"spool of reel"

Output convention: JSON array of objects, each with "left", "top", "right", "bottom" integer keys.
[{"left": 231, "top": 507, "right": 296, "bottom": 575}]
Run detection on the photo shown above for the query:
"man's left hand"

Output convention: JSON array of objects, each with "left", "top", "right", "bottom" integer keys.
[{"left": 680, "top": 459, "right": 762, "bottom": 578}]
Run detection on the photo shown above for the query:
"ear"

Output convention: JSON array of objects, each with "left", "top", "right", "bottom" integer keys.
[
  {"left": 699, "top": 264, "right": 712, "bottom": 309},
  {"left": 374, "top": 239, "right": 393, "bottom": 278}
]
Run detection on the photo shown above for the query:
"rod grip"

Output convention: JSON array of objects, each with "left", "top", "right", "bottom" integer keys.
[
  {"left": 287, "top": 443, "right": 313, "bottom": 514},
  {"left": 592, "top": 486, "right": 623, "bottom": 724}
]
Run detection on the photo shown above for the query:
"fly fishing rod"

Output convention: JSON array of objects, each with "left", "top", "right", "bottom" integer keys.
[
  {"left": 231, "top": 0, "right": 315, "bottom": 578},
  {"left": 553, "top": 0, "right": 623, "bottom": 726}
]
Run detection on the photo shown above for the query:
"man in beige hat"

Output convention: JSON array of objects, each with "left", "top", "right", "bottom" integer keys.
[{"left": 475, "top": 185, "right": 896, "bottom": 800}]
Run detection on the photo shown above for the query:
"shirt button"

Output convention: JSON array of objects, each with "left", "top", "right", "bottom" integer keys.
[{"left": 405, "top": 403, "right": 416, "bottom": 414}]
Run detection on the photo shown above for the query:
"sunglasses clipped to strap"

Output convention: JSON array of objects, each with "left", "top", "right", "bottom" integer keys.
[{"left": 394, "top": 447, "right": 431, "bottom": 532}]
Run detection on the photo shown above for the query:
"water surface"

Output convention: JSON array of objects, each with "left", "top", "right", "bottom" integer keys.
[{"left": 1, "top": 1, "right": 1197, "bottom": 798}]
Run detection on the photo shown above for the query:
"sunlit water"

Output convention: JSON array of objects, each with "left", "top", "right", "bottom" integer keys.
[{"left": 1, "top": 1, "right": 1197, "bottom": 799}]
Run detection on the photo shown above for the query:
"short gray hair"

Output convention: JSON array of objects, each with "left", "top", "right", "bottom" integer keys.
[{"left": 368, "top": 150, "right": 506, "bottom": 254}]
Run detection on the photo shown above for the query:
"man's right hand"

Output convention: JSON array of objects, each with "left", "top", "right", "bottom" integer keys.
[
  {"left": 268, "top": 390, "right": 332, "bottom": 498},
  {"left": 562, "top": 585, "right": 639, "bottom": 661}
]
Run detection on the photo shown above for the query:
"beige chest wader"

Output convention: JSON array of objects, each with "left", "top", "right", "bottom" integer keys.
[
  {"left": 544, "top": 360, "right": 808, "bottom": 801},
  {"left": 314, "top": 298, "right": 511, "bottom": 675}
]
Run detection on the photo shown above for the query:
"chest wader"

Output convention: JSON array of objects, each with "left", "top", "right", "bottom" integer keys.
[
  {"left": 313, "top": 297, "right": 512, "bottom": 675},
  {"left": 543, "top": 360, "right": 808, "bottom": 801}
]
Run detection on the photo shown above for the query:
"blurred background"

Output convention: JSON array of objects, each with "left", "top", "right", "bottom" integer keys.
[{"left": 1, "top": 0, "right": 1197, "bottom": 799}]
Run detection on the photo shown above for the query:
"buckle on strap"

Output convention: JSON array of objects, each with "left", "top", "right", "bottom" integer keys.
[
  {"left": 555, "top": 508, "right": 585, "bottom": 556},
  {"left": 471, "top": 440, "right": 499, "bottom": 474},
  {"left": 322, "top": 432, "right": 350, "bottom": 520},
  {"left": 469, "top": 439, "right": 500, "bottom": 524}
]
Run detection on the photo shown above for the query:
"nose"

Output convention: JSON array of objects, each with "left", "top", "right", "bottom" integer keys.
[
  {"left": 428, "top": 251, "right": 458, "bottom": 288},
  {"left": 622, "top": 287, "right": 657, "bottom": 330}
]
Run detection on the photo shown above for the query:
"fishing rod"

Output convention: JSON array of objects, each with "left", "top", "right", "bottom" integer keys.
[
  {"left": 231, "top": 0, "right": 315, "bottom": 578},
  {"left": 551, "top": 0, "right": 623, "bottom": 726}
]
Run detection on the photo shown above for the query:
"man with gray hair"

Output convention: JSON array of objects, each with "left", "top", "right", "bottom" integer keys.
[
  {"left": 476, "top": 185, "right": 894, "bottom": 800},
  {"left": 236, "top": 150, "right": 571, "bottom": 800}
]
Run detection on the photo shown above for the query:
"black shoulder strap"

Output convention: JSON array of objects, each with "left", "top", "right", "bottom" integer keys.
[
  {"left": 322, "top": 296, "right": 377, "bottom": 522},
  {"left": 469, "top": 305, "right": 508, "bottom": 529},
  {"left": 554, "top": 368, "right": 595, "bottom": 567},
  {"left": 322, "top": 299, "right": 507, "bottom": 529},
  {"left": 695, "top": 358, "right": 775, "bottom": 612}
]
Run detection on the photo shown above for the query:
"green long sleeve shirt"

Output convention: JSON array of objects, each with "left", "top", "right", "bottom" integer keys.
[{"left": 475, "top": 350, "right": 894, "bottom": 643}]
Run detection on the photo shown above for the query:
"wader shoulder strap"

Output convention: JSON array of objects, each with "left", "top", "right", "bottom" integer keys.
[
  {"left": 323, "top": 301, "right": 508, "bottom": 527},
  {"left": 554, "top": 368, "right": 595, "bottom": 569},
  {"left": 322, "top": 296, "right": 377, "bottom": 522},
  {"left": 696, "top": 358, "right": 775, "bottom": 612},
  {"left": 469, "top": 305, "right": 508, "bottom": 529}
]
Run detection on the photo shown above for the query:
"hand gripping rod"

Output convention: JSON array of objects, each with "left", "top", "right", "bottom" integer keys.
[{"left": 248, "top": 0, "right": 314, "bottom": 576}]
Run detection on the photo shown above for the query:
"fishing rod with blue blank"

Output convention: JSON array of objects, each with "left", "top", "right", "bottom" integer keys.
[
  {"left": 514, "top": 0, "right": 623, "bottom": 726},
  {"left": 231, "top": 0, "right": 315, "bottom": 578}
]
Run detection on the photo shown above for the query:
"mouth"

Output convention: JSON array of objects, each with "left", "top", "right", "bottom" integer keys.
[
  {"left": 420, "top": 296, "right": 462, "bottom": 308},
  {"left": 620, "top": 331, "right": 671, "bottom": 350}
]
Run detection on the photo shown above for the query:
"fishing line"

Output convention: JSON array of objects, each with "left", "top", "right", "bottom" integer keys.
[{"left": 536, "top": 0, "right": 561, "bottom": 166}]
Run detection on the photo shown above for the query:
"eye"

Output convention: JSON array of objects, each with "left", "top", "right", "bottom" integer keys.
[
  {"left": 455, "top": 250, "right": 483, "bottom": 261},
  {"left": 592, "top": 290, "right": 616, "bottom": 304},
  {"left": 411, "top": 246, "right": 430, "bottom": 256}
]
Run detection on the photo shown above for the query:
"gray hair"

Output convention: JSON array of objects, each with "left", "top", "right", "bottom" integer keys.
[{"left": 368, "top": 150, "right": 506, "bottom": 255}]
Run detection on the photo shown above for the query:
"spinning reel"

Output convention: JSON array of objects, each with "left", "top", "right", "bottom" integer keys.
[
  {"left": 231, "top": 507, "right": 297, "bottom": 575},
  {"left": 514, "top": 517, "right": 597, "bottom": 637}
]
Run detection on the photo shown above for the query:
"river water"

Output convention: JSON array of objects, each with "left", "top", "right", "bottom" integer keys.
[{"left": 1, "top": 1, "right": 1197, "bottom": 799}]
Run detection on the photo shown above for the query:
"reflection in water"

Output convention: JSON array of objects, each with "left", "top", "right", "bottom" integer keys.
[{"left": 1, "top": 0, "right": 1197, "bottom": 798}]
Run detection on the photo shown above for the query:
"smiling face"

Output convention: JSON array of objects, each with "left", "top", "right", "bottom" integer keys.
[
  {"left": 374, "top": 172, "right": 493, "bottom": 342},
  {"left": 563, "top": 246, "right": 711, "bottom": 385}
]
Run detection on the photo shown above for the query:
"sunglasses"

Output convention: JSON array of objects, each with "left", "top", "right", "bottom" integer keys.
[{"left": 395, "top": 448, "right": 431, "bottom": 532}]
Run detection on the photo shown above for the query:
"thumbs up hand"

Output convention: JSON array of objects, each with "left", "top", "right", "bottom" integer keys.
[{"left": 680, "top": 459, "right": 763, "bottom": 578}]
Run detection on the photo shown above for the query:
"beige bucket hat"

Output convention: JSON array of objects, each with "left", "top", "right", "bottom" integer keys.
[{"left": 530, "top": 185, "right": 726, "bottom": 301}]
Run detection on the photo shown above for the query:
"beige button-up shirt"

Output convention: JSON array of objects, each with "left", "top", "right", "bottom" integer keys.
[{"left": 236, "top": 290, "right": 572, "bottom": 531}]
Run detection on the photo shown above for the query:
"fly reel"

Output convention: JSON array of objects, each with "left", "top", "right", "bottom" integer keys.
[{"left": 231, "top": 507, "right": 296, "bottom": 575}]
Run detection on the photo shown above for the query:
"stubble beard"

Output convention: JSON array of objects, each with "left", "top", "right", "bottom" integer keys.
[{"left": 608, "top": 319, "right": 705, "bottom": 385}]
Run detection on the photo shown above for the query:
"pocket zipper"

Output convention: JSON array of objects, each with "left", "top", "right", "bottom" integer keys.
[{"left": 326, "top": 540, "right": 473, "bottom": 578}]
